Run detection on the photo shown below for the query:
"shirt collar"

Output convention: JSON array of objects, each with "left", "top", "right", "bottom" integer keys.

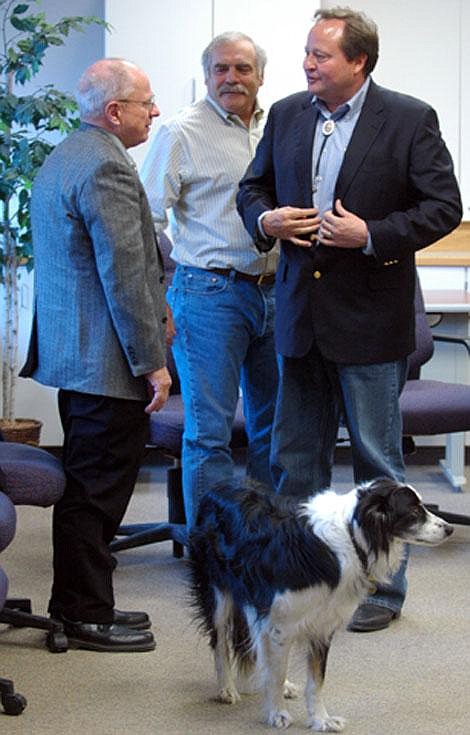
[
  {"left": 79, "top": 121, "right": 136, "bottom": 166},
  {"left": 312, "top": 76, "right": 371, "bottom": 119},
  {"left": 205, "top": 94, "right": 264, "bottom": 126}
]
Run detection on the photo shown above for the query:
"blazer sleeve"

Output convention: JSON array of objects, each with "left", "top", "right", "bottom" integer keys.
[
  {"left": 367, "top": 104, "right": 462, "bottom": 262},
  {"left": 80, "top": 158, "right": 166, "bottom": 376},
  {"left": 237, "top": 108, "right": 278, "bottom": 252}
]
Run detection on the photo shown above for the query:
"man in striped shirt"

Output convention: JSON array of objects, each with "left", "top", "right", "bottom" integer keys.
[{"left": 142, "top": 32, "right": 278, "bottom": 529}]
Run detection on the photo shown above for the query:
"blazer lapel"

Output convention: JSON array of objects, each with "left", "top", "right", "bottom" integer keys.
[
  {"left": 293, "top": 100, "right": 318, "bottom": 206},
  {"left": 335, "top": 82, "right": 386, "bottom": 200}
]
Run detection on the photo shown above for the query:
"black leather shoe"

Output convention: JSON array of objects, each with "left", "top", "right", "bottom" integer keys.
[
  {"left": 113, "top": 609, "right": 151, "bottom": 630},
  {"left": 53, "top": 609, "right": 151, "bottom": 630},
  {"left": 62, "top": 619, "right": 156, "bottom": 652},
  {"left": 347, "top": 604, "right": 399, "bottom": 632}
]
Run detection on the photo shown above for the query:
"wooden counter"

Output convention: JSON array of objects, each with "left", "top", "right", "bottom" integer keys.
[
  {"left": 423, "top": 289, "right": 470, "bottom": 313},
  {"left": 416, "top": 222, "right": 470, "bottom": 265}
]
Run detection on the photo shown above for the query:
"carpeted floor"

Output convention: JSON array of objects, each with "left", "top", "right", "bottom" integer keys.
[{"left": 1, "top": 449, "right": 470, "bottom": 734}]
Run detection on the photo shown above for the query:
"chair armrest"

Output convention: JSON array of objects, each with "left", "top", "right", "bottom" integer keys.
[{"left": 432, "top": 334, "right": 470, "bottom": 356}]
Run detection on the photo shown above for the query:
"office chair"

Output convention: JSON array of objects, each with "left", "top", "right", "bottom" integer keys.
[
  {"left": 111, "top": 232, "right": 248, "bottom": 557},
  {"left": 0, "top": 489, "right": 27, "bottom": 715},
  {"left": 111, "top": 343, "right": 248, "bottom": 557},
  {"left": 399, "top": 279, "right": 470, "bottom": 524},
  {"left": 0, "top": 441, "right": 69, "bottom": 656}
]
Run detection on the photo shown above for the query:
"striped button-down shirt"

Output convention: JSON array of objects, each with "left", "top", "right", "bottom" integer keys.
[{"left": 141, "top": 96, "right": 278, "bottom": 275}]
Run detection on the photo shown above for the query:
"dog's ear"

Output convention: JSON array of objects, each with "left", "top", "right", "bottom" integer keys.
[
  {"left": 355, "top": 478, "right": 406, "bottom": 556},
  {"left": 386, "top": 483, "right": 425, "bottom": 534}
]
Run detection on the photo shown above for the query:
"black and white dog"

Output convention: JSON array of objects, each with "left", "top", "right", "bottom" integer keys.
[{"left": 189, "top": 478, "right": 453, "bottom": 731}]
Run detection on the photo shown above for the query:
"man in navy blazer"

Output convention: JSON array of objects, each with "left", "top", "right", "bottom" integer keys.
[
  {"left": 237, "top": 7, "right": 462, "bottom": 632},
  {"left": 21, "top": 59, "right": 171, "bottom": 652}
]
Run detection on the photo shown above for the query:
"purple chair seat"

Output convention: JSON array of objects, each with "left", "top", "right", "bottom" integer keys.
[
  {"left": 400, "top": 379, "right": 470, "bottom": 435},
  {"left": 0, "top": 442, "right": 65, "bottom": 507}
]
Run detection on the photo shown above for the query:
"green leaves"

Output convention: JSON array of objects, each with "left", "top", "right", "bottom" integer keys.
[
  {"left": 1, "top": 1, "right": 107, "bottom": 84},
  {"left": 0, "top": 0, "right": 107, "bottom": 270}
]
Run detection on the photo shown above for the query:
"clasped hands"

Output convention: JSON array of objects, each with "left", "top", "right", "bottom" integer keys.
[{"left": 262, "top": 199, "right": 368, "bottom": 249}]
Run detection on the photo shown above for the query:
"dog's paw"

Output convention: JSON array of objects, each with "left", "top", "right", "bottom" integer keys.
[
  {"left": 216, "top": 687, "right": 241, "bottom": 704},
  {"left": 267, "top": 709, "right": 293, "bottom": 729},
  {"left": 283, "top": 680, "right": 300, "bottom": 699},
  {"left": 307, "top": 715, "right": 346, "bottom": 732}
]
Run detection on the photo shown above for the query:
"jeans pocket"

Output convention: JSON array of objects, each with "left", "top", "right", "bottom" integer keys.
[{"left": 181, "top": 269, "right": 229, "bottom": 296}]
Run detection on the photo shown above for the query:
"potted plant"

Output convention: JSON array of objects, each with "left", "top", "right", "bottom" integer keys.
[{"left": 0, "top": 0, "right": 105, "bottom": 443}]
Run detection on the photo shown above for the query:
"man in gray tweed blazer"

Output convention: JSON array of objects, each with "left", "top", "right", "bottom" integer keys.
[{"left": 20, "top": 58, "right": 171, "bottom": 652}]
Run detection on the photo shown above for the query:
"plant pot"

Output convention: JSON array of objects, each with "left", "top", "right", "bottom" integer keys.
[{"left": 0, "top": 418, "right": 43, "bottom": 446}]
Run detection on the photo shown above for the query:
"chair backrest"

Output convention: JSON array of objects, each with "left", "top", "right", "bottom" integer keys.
[
  {"left": 0, "top": 492, "right": 16, "bottom": 554},
  {"left": 407, "top": 278, "right": 435, "bottom": 379},
  {"left": 158, "top": 230, "right": 181, "bottom": 395}
]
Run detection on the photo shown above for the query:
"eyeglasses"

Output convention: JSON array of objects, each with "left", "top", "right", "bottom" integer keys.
[{"left": 116, "top": 96, "right": 156, "bottom": 110}]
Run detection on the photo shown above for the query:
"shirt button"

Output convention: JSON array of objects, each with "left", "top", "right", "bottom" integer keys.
[{"left": 313, "top": 270, "right": 322, "bottom": 279}]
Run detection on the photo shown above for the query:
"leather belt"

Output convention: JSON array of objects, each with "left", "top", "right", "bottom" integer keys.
[{"left": 209, "top": 267, "right": 275, "bottom": 285}]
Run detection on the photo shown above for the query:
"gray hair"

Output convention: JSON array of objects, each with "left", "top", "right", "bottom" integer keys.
[
  {"left": 201, "top": 32, "right": 267, "bottom": 78},
  {"left": 314, "top": 6, "right": 379, "bottom": 76},
  {"left": 76, "top": 58, "right": 138, "bottom": 119}
]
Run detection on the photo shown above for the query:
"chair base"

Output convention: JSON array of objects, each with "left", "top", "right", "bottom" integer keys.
[
  {"left": 440, "top": 433, "right": 467, "bottom": 491},
  {"left": 0, "top": 678, "right": 27, "bottom": 716},
  {"left": 0, "top": 599, "right": 68, "bottom": 653},
  {"left": 425, "top": 503, "right": 470, "bottom": 526},
  {"left": 110, "top": 522, "right": 187, "bottom": 557},
  {"left": 112, "top": 466, "right": 187, "bottom": 558}
]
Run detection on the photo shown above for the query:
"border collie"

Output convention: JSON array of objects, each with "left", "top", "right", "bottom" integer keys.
[{"left": 189, "top": 478, "right": 453, "bottom": 731}]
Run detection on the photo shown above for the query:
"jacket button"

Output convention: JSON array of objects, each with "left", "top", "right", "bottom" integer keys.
[{"left": 313, "top": 270, "right": 322, "bottom": 279}]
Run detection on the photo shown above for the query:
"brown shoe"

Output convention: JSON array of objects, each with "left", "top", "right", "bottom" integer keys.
[{"left": 347, "top": 604, "right": 399, "bottom": 632}]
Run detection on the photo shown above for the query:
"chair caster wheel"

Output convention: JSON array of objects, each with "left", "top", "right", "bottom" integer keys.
[
  {"left": 1, "top": 691, "right": 27, "bottom": 715},
  {"left": 46, "top": 630, "right": 68, "bottom": 653}
]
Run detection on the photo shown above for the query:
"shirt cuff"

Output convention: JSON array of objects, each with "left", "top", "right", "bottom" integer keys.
[
  {"left": 362, "top": 231, "right": 375, "bottom": 256},
  {"left": 257, "top": 210, "right": 271, "bottom": 240}
]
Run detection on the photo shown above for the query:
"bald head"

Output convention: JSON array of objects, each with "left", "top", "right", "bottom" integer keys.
[
  {"left": 76, "top": 58, "right": 144, "bottom": 122},
  {"left": 74, "top": 58, "right": 159, "bottom": 148}
]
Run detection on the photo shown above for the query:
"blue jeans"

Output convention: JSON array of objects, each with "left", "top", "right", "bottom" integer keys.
[
  {"left": 167, "top": 265, "right": 278, "bottom": 529},
  {"left": 271, "top": 344, "right": 408, "bottom": 613}
]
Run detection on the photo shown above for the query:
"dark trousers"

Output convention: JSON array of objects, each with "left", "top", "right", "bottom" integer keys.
[{"left": 48, "top": 390, "right": 149, "bottom": 622}]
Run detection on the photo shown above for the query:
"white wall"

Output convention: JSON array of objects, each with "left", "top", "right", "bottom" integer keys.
[{"left": 106, "top": 0, "right": 468, "bottom": 217}]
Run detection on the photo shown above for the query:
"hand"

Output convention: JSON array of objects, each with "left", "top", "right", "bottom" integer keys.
[
  {"left": 144, "top": 366, "right": 172, "bottom": 414},
  {"left": 165, "top": 304, "right": 176, "bottom": 346},
  {"left": 262, "top": 206, "right": 321, "bottom": 247},
  {"left": 318, "top": 199, "right": 368, "bottom": 249}
]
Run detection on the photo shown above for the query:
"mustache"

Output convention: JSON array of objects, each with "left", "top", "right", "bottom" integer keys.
[{"left": 219, "top": 83, "right": 248, "bottom": 95}]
